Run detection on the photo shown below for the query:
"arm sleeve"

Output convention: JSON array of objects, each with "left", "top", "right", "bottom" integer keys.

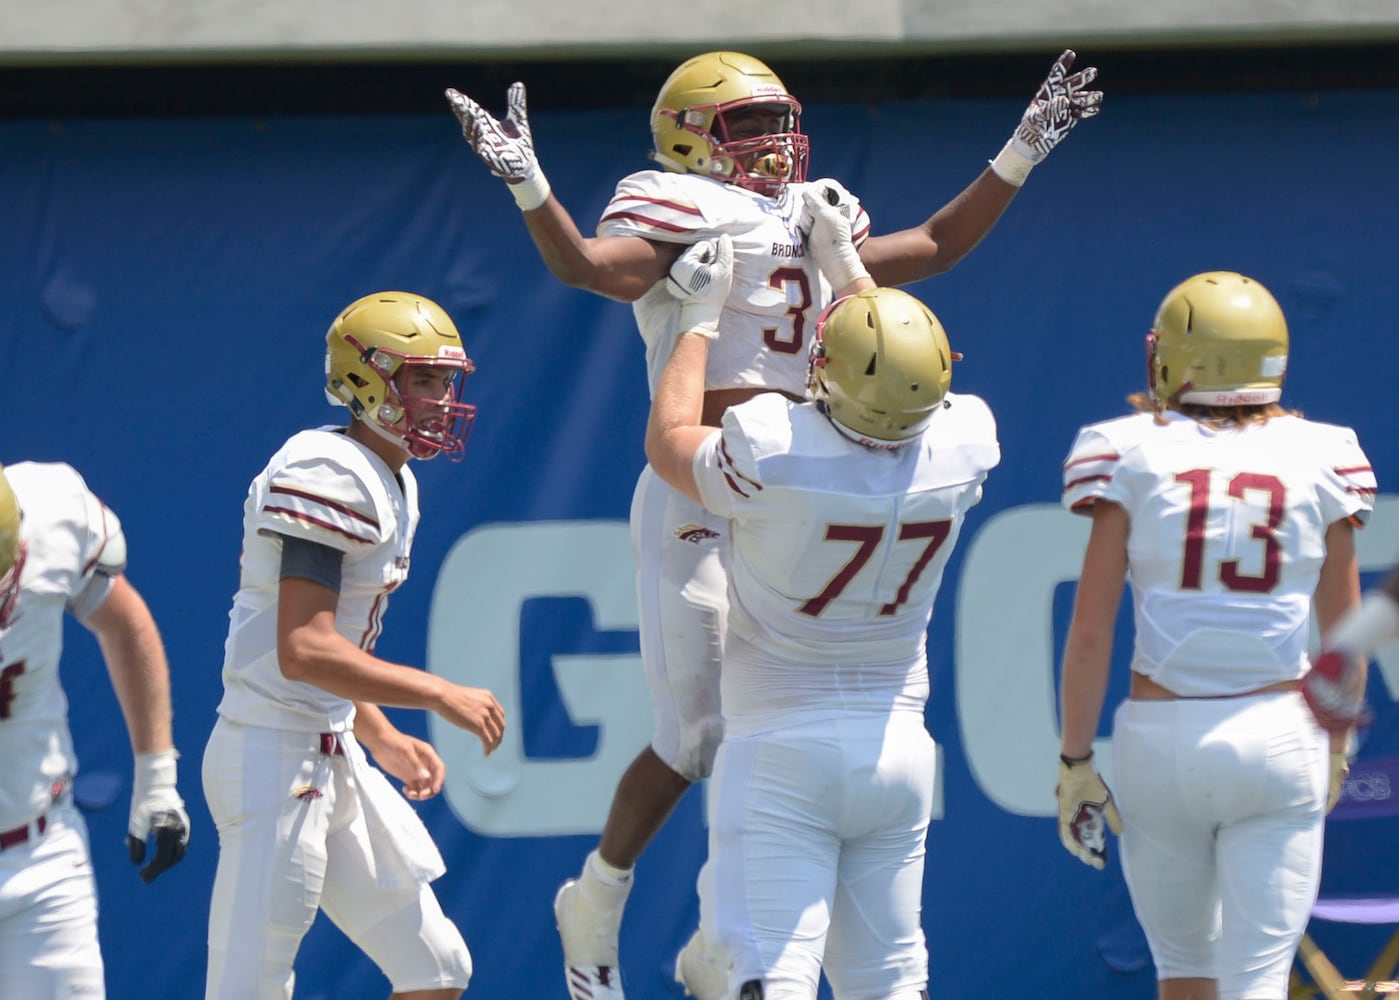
[
  {"left": 1317, "top": 425, "right": 1377, "bottom": 528},
  {"left": 693, "top": 412, "right": 765, "bottom": 519},
  {"left": 278, "top": 534, "right": 345, "bottom": 593},
  {"left": 1061, "top": 424, "right": 1121, "bottom": 515},
  {"left": 256, "top": 457, "right": 384, "bottom": 554},
  {"left": 597, "top": 172, "right": 708, "bottom": 242}
]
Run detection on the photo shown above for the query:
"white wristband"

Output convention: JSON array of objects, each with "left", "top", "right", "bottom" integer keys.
[
  {"left": 989, "top": 139, "right": 1035, "bottom": 187},
  {"left": 508, "top": 167, "right": 551, "bottom": 212},
  {"left": 1329, "top": 592, "right": 1399, "bottom": 657}
]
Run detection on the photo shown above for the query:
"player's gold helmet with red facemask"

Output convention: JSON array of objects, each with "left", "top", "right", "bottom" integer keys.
[
  {"left": 0, "top": 464, "right": 26, "bottom": 629},
  {"left": 325, "top": 292, "right": 477, "bottom": 461},
  {"left": 807, "top": 288, "right": 955, "bottom": 445},
  {"left": 650, "top": 51, "right": 809, "bottom": 197},
  {"left": 1147, "top": 271, "right": 1289, "bottom": 408}
]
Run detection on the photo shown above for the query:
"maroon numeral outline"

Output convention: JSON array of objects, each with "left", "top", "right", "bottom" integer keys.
[
  {"left": 799, "top": 520, "right": 954, "bottom": 618},
  {"left": 761, "top": 266, "right": 812, "bottom": 355},
  {"left": 1174, "top": 468, "right": 1285, "bottom": 593}
]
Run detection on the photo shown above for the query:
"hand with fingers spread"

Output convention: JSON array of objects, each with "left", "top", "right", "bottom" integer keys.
[
  {"left": 126, "top": 748, "right": 190, "bottom": 884},
  {"left": 991, "top": 49, "right": 1103, "bottom": 187},
  {"left": 666, "top": 234, "right": 734, "bottom": 339},
  {"left": 1056, "top": 754, "right": 1122, "bottom": 870},
  {"left": 445, "top": 82, "right": 552, "bottom": 210}
]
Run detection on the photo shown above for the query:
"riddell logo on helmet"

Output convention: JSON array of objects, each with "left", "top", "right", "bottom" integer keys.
[{"left": 1215, "top": 391, "right": 1272, "bottom": 404}]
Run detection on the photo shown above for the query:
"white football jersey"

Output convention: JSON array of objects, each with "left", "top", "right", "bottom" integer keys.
[
  {"left": 0, "top": 462, "right": 125, "bottom": 831},
  {"left": 216, "top": 427, "right": 418, "bottom": 731},
  {"left": 693, "top": 393, "right": 999, "bottom": 733},
  {"left": 597, "top": 170, "right": 872, "bottom": 398},
  {"left": 1062, "top": 410, "right": 1376, "bottom": 696}
]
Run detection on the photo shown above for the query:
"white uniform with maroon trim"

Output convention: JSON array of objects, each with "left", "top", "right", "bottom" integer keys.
[
  {"left": 1061, "top": 410, "right": 1376, "bottom": 999},
  {"left": 691, "top": 393, "right": 998, "bottom": 1000},
  {"left": 0, "top": 461, "right": 127, "bottom": 999},
  {"left": 204, "top": 427, "right": 471, "bottom": 999},
  {"left": 599, "top": 169, "right": 872, "bottom": 780}
]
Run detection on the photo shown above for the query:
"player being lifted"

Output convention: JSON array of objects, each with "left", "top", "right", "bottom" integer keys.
[
  {"left": 446, "top": 48, "right": 1100, "bottom": 999},
  {"left": 203, "top": 292, "right": 505, "bottom": 1000},
  {"left": 1056, "top": 272, "right": 1375, "bottom": 1000},
  {"left": 0, "top": 459, "right": 189, "bottom": 997}
]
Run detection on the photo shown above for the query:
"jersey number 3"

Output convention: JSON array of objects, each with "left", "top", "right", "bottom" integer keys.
[
  {"left": 800, "top": 521, "right": 953, "bottom": 618},
  {"left": 762, "top": 268, "right": 813, "bottom": 355}
]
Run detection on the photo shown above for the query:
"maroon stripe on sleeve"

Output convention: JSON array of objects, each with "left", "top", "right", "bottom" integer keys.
[
  {"left": 270, "top": 485, "right": 379, "bottom": 528},
  {"left": 1063, "top": 452, "right": 1119, "bottom": 470},
  {"left": 263, "top": 506, "right": 375, "bottom": 544},
  {"left": 597, "top": 211, "right": 696, "bottom": 233}
]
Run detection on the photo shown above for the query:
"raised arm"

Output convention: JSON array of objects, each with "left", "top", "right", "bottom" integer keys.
[
  {"left": 644, "top": 236, "right": 734, "bottom": 503},
  {"left": 861, "top": 50, "right": 1102, "bottom": 286},
  {"left": 446, "top": 83, "right": 678, "bottom": 301}
]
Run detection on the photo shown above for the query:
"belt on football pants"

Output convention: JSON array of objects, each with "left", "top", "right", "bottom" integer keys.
[
  {"left": 0, "top": 814, "right": 47, "bottom": 850},
  {"left": 319, "top": 733, "right": 346, "bottom": 756}
]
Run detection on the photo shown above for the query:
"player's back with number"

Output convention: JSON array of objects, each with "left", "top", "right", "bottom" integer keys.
[
  {"left": 1064, "top": 409, "right": 1372, "bottom": 695},
  {"left": 705, "top": 387, "right": 998, "bottom": 728}
]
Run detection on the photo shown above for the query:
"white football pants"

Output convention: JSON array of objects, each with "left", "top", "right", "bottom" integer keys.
[
  {"left": 1113, "top": 691, "right": 1327, "bottom": 1000},
  {"left": 703, "top": 711, "right": 935, "bottom": 999},
  {"left": 203, "top": 720, "right": 471, "bottom": 999},
  {"left": 0, "top": 801, "right": 104, "bottom": 998},
  {"left": 631, "top": 465, "right": 728, "bottom": 781}
]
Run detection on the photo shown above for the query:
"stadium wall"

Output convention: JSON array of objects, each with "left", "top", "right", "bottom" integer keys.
[{"left": 3, "top": 76, "right": 1398, "bottom": 1000}]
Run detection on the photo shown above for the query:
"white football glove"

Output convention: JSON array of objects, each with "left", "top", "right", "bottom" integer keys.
[
  {"left": 445, "top": 83, "right": 552, "bottom": 211},
  {"left": 666, "top": 234, "right": 734, "bottom": 339},
  {"left": 801, "top": 186, "right": 870, "bottom": 291},
  {"left": 991, "top": 50, "right": 1103, "bottom": 187},
  {"left": 127, "top": 748, "right": 190, "bottom": 884},
  {"left": 1056, "top": 755, "right": 1122, "bottom": 870}
]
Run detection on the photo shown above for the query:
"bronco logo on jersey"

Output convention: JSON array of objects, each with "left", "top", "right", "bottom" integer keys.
[{"left": 675, "top": 524, "right": 721, "bottom": 544}]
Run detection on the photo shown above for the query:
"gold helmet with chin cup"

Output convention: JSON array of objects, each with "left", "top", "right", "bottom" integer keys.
[
  {"left": 1148, "top": 271, "right": 1289, "bottom": 407},
  {"left": 325, "top": 291, "right": 477, "bottom": 461},
  {"left": 0, "top": 464, "right": 25, "bottom": 629},
  {"left": 808, "top": 288, "right": 954, "bottom": 444},
  {"left": 650, "top": 50, "right": 808, "bottom": 195}
]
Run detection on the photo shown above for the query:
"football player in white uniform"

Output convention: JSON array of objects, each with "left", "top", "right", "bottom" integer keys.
[
  {"left": 202, "top": 292, "right": 506, "bottom": 1000},
  {"left": 1055, "top": 272, "right": 1376, "bottom": 1000},
  {"left": 445, "top": 49, "right": 1094, "bottom": 998},
  {"left": 0, "top": 459, "right": 189, "bottom": 998},
  {"left": 647, "top": 241, "right": 998, "bottom": 999}
]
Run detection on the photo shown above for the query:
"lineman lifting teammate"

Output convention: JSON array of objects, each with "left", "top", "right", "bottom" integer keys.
[
  {"left": 0, "top": 459, "right": 189, "bottom": 997},
  {"left": 650, "top": 234, "right": 998, "bottom": 999},
  {"left": 445, "top": 48, "right": 1099, "bottom": 999},
  {"left": 203, "top": 292, "right": 506, "bottom": 1000},
  {"left": 1056, "top": 272, "right": 1375, "bottom": 1000}
]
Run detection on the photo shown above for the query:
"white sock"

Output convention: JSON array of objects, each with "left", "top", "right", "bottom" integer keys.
[{"left": 585, "top": 850, "right": 634, "bottom": 890}]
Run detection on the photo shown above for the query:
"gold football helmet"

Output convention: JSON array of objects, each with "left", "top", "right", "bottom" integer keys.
[
  {"left": 650, "top": 51, "right": 808, "bottom": 196},
  {"left": 325, "top": 292, "right": 476, "bottom": 461},
  {"left": 0, "top": 464, "right": 25, "bottom": 629},
  {"left": 808, "top": 288, "right": 954, "bottom": 444},
  {"left": 1148, "top": 271, "right": 1289, "bottom": 406}
]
